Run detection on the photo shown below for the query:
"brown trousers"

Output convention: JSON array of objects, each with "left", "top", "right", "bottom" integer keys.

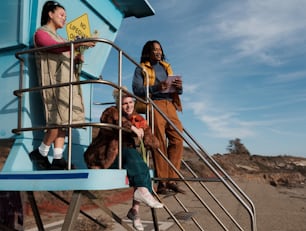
[{"left": 152, "top": 100, "right": 183, "bottom": 181}]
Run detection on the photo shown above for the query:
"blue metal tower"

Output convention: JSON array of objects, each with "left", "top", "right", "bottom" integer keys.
[{"left": 0, "top": 0, "right": 154, "bottom": 191}]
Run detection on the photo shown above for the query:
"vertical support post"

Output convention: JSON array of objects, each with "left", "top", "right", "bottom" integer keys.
[
  {"left": 61, "top": 190, "right": 83, "bottom": 231},
  {"left": 17, "top": 59, "right": 24, "bottom": 131},
  {"left": 27, "top": 191, "right": 44, "bottom": 231},
  {"left": 151, "top": 208, "right": 159, "bottom": 231},
  {"left": 117, "top": 50, "right": 123, "bottom": 169},
  {"left": 67, "top": 42, "right": 75, "bottom": 170}
]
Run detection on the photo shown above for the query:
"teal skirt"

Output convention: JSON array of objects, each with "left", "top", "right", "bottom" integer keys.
[{"left": 110, "top": 147, "right": 152, "bottom": 193}]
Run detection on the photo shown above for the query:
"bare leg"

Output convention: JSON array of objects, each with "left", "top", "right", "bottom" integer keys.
[
  {"left": 127, "top": 188, "right": 144, "bottom": 231},
  {"left": 43, "top": 128, "right": 65, "bottom": 148},
  {"left": 54, "top": 129, "right": 66, "bottom": 148},
  {"left": 131, "top": 200, "right": 140, "bottom": 215},
  {"left": 42, "top": 128, "right": 60, "bottom": 146}
]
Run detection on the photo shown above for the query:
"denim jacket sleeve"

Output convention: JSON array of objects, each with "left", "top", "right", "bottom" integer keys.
[{"left": 132, "top": 66, "right": 159, "bottom": 97}]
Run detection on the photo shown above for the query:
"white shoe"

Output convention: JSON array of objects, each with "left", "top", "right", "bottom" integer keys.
[
  {"left": 133, "top": 218, "right": 144, "bottom": 231},
  {"left": 134, "top": 189, "right": 163, "bottom": 208},
  {"left": 127, "top": 209, "right": 144, "bottom": 231}
]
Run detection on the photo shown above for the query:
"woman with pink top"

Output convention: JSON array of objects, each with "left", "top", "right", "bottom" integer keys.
[{"left": 29, "top": 1, "right": 95, "bottom": 170}]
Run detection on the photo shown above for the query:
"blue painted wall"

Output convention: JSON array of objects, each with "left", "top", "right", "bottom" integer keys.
[{"left": 0, "top": 0, "right": 154, "bottom": 171}]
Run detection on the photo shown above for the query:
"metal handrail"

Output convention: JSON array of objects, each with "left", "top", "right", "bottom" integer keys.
[
  {"left": 149, "top": 98, "right": 257, "bottom": 231},
  {"left": 14, "top": 38, "right": 143, "bottom": 170},
  {"left": 13, "top": 38, "right": 257, "bottom": 230},
  {"left": 184, "top": 128, "right": 257, "bottom": 230}
]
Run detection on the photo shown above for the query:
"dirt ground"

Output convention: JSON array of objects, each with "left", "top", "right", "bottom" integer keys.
[
  {"left": 18, "top": 177, "right": 306, "bottom": 231},
  {"left": 1, "top": 139, "right": 306, "bottom": 230},
  {"left": 16, "top": 174, "right": 306, "bottom": 231}
]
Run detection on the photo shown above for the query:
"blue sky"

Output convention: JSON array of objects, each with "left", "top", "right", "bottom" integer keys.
[{"left": 93, "top": 0, "right": 306, "bottom": 157}]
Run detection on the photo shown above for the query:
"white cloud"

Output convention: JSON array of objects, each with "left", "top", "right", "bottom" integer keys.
[
  {"left": 187, "top": 101, "right": 207, "bottom": 115},
  {"left": 183, "top": 83, "right": 200, "bottom": 94},
  {"left": 199, "top": 113, "right": 255, "bottom": 138},
  {"left": 187, "top": 99, "right": 255, "bottom": 138},
  {"left": 104, "top": 0, "right": 306, "bottom": 157},
  {"left": 186, "top": 95, "right": 305, "bottom": 140},
  {"left": 212, "top": 0, "right": 306, "bottom": 65},
  {"left": 269, "top": 71, "right": 306, "bottom": 84}
]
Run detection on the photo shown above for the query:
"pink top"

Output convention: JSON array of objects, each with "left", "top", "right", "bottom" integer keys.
[{"left": 34, "top": 29, "right": 70, "bottom": 53}]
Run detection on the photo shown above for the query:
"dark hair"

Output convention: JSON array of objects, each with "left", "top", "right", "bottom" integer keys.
[
  {"left": 140, "top": 40, "right": 166, "bottom": 63},
  {"left": 40, "top": 1, "right": 65, "bottom": 26}
]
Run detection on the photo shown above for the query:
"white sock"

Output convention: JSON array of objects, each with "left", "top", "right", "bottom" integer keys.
[
  {"left": 53, "top": 148, "right": 64, "bottom": 159},
  {"left": 38, "top": 143, "right": 50, "bottom": 157}
]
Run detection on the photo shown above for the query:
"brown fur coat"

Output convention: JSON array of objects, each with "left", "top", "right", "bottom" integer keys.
[{"left": 84, "top": 106, "right": 159, "bottom": 169}]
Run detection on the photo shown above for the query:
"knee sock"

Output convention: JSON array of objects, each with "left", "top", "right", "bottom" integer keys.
[
  {"left": 53, "top": 148, "right": 64, "bottom": 159},
  {"left": 38, "top": 143, "right": 50, "bottom": 157}
]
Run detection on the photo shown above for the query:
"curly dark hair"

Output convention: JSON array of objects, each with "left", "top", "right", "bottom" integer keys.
[
  {"left": 40, "top": 1, "right": 65, "bottom": 26},
  {"left": 140, "top": 40, "right": 166, "bottom": 63}
]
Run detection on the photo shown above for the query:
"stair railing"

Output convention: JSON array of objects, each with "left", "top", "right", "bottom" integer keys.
[
  {"left": 148, "top": 98, "right": 257, "bottom": 231},
  {"left": 14, "top": 38, "right": 256, "bottom": 230}
]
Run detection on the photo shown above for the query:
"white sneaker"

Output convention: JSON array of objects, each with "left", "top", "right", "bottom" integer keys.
[
  {"left": 134, "top": 189, "right": 163, "bottom": 208},
  {"left": 127, "top": 209, "right": 144, "bottom": 231}
]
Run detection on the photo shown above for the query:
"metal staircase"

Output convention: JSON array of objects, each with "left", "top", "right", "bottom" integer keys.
[
  {"left": 149, "top": 101, "right": 257, "bottom": 230},
  {"left": 1, "top": 37, "right": 257, "bottom": 230}
]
